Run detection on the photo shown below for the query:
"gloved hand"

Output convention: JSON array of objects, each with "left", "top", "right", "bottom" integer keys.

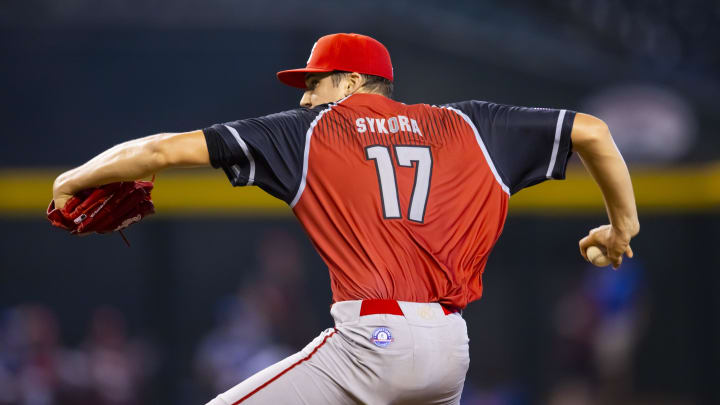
[{"left": 47, "top": 180, "right": 155, "bottom": 245}]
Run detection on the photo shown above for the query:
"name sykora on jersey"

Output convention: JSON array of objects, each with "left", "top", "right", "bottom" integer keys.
[{"left": 355, "top": 115, "right": 423, "bottom": 136}]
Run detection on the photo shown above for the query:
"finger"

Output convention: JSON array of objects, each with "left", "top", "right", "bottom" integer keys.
[
  {"left": 55, "top": 197, "right": 68, "bottom": 210},
  {"left": 626, "top": 245, "right": 634, "bottom": 258},
  {"left": 579, "top": 241, "right": 587, "bottom": 261},
  {"left": 607, "top": 244, "right": 625, "bottom": 268},
  {"left": 610, "top": 249, "right": 623, "bottom": 269},
  {"left": 579, "top": 236, "right": 592, "bottom": 261}
]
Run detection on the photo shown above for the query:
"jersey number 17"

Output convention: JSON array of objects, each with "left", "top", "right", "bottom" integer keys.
[{"left": 365, "top": 145, "right": 433, "bottom": 223}]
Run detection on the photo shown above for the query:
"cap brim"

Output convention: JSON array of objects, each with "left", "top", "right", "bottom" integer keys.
[{"left": 276, "top": 67, "right": 334, "bottom": 89}]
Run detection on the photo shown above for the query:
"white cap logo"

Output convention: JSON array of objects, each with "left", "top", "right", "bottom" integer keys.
[{"left": 307, "top": 41, "right": 318, "bottom": 65}]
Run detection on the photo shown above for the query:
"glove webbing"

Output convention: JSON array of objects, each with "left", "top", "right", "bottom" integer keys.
[{"left": 117, "top": 174, "right": 155, "bottom": 247}]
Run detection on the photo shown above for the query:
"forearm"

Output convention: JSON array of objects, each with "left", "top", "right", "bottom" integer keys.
[
  {"left": 53, "top": 134, "right": 169, "bottom": 197},
  {"left": 578, "top": 146, "right": 638, "bottom": 235},
  {"left": 572, "top": 114, "right": 639, "bottom": 237}
]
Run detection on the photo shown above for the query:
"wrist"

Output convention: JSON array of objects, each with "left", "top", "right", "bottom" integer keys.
[{"left": 611, "top": 220, "right": 639, "bottom": 239}]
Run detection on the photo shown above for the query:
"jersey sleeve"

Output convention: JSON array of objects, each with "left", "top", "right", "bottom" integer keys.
[
  {"left": 444, "top": 100, "right": 576, "bottom": 195},
  {"left": 202, "top": 106, "right": 321, "bottom": 203}
]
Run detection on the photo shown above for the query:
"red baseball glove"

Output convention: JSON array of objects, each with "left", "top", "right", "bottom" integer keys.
[{"left": 47, "top": 180, "right": 155, "bottom": 246}]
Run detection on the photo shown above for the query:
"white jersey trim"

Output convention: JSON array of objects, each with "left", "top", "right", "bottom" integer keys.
[
  {"left": 546, "top": 109, "right": 567, "bottom": 179},
  {"left": 290, "top": 97, "right": 349, "bottom": 208},
  {"left": 224, "top": 124, "right": 255, "bottom": 186},
  {"left": 443, "top": 106, "right": 510, "bottom": 195}
]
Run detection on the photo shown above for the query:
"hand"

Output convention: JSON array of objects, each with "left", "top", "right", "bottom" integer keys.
[
  {"left": 52, "top": 176, "right": 74, "bottom": 210},
  {"left": 578, "top": 224, "right": 635, "bottom": 269}
]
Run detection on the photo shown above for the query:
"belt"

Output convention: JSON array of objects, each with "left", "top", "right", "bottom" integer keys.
[{"left": 359, "top": 299, "right": 461, "bottom": 316}]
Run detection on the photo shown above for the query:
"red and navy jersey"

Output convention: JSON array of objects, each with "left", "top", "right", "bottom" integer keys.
[{"left": 203, "top": 93, "right": 575, "bottom": 309}]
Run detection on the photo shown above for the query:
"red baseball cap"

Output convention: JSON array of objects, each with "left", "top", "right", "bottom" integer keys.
[{"left": 277, "top": 33, "right": 393, "bottom": 89}]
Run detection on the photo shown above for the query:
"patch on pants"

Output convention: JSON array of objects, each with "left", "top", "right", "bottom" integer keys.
[{"left": 371, "top": 327, "right": 394, "bottom": 347}]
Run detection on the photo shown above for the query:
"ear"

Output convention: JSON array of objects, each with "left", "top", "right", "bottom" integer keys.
[{"left": 345, "top": 72, "right": 364, "bottom": 95}]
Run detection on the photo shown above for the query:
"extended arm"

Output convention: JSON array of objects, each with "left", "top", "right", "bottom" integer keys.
[
  {"left": 52, "top": 130, "right": 209, "bottom": 209},
  {"left": 571, "top": 113, "right": 640, "bottom": 268}
]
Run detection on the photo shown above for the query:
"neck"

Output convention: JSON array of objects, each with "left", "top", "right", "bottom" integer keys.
[{"left": 350, "top": 88, "right": 384, "bottom": 97}]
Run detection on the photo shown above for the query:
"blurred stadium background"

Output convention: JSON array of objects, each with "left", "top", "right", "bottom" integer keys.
[{"left": 1, "top": 0, "right": 718, "bottom": 404}]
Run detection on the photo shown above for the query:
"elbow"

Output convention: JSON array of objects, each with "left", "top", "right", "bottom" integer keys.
[
  {"left": 590, "top": 117, "right": 611, "bottom": 140},
  {"left": 571, "top": 114, "right": 612, "bottom": 153}
]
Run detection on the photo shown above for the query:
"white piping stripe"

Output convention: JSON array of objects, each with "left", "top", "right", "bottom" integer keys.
[
  {"left": 546, "top": 109, "right": 567, "bottom": 179},
  {"left": 224, "top": 125, "right": 255, "bottom": 186},
  {"left": 443, "top": 106, "right": 510, "bottom": 195},
  {"left": 290, "top": 96, "right": 350, "bottom": 208}
]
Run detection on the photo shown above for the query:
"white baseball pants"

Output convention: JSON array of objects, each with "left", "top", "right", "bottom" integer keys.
[{"left": 206, "top": 300, "right": 470, "bottom": 405}]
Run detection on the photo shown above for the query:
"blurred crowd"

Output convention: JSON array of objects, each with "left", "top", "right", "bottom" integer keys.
[
  {"left": 547, "top": 258, "right": 647, "bottom": 405},
  {"left": 0, "top": 229, "right": 324, "bottom": 405},
  {"left": 193, "top": 230, "right": 318, "bottom": 398},
  {"left": 0, "top": 305, "right": 155, "bottom": 405},
  {"left": 459, "top": 258, "right": 650, "bottom": 405}
]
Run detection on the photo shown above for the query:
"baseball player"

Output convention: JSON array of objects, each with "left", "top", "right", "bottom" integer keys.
[{"left": 51, "top": 33, "right": 639, "bottom": 404}]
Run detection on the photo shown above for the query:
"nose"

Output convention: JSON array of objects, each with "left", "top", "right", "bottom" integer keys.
[{"left": 300, "top": 91, "right": 312, "bottom": 108}]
